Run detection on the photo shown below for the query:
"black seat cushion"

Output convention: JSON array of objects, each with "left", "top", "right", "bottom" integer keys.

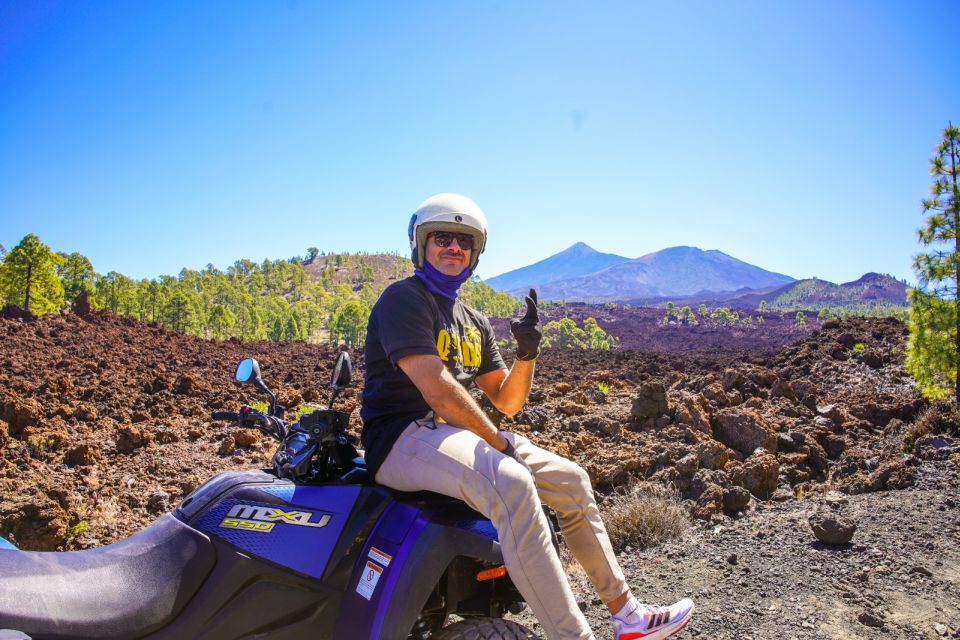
[{"left": 0, "top": 514, "right": 215, "bottom": 639}]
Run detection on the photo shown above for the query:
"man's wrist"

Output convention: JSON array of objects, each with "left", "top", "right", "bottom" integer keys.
[{"left": 516, "top": 347, "right": 540, "bottom": 361}]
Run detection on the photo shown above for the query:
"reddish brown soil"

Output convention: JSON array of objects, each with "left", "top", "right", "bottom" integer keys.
[{"left": 0, "top": 308, "right": 920, "bottom": 554}]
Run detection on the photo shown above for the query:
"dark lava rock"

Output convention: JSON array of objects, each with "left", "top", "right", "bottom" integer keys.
[
  {"left": 116, "top": 425, "right": 154, "bottom": 454},
  {"left": 630, "top": 381, "right": 668, "bottom": 421},
  {"left": 809, "top": 511, "right": 856, "bottom": 545},
  {"left": 146, "top": 492, "right": 171, "bottom": 513},
  {"left": 723, "top": 486, "right": 752, "bottom": 513},
  {"left": 711, "top": 408, "right": 777, "bottom": 457},
  {"left": 857, "top": 610, "right": 885, "bottom": 628}
]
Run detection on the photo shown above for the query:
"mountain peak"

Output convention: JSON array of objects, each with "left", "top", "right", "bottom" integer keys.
[
  {"left": 560, "top": 242, "right": 599, "bottom": 256},
  {"left": 486, "top": 243, "right": 629, "bottom": 292}
]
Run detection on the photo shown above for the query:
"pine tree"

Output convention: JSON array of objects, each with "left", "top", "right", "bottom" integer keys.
[
  {"left": 0, "top": 234, "right": 64, "bottom": 314},
  {"left": 908, "top": 122, "right": 960, "bottom": 401},
  {"left": 56, "top": 252, "right": 97, "bottom": 303}
]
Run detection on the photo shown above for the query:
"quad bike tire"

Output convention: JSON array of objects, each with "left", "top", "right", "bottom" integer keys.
[{"left": 433, "top": 617, "right": 541, "bottom": 640}]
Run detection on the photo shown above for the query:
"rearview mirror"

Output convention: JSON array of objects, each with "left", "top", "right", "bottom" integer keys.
[
  {"left": 235, "top": 358, "right": 262, "bottom": 384},
  {"left": 331, "top": 352, "right": 352, "bottom": 389}
]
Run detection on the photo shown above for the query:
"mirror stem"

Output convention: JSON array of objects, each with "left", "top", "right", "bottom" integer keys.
[
  {"left": 254, "top": 379, "right": 277, "bottom": 415},
  {"left": 329, "top": 389, "right": 341, "bottom": 410}
]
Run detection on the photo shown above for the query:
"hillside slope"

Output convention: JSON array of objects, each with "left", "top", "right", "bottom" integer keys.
[{"left": 731, "top": 273, "right": 908, "bottom": 310}]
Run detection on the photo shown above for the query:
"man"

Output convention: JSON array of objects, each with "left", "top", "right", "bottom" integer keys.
[{"left": 360, "top": 193, "right": 694, "bottom": 640}]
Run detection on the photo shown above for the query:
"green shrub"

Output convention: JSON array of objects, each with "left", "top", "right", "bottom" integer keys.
[
  {"left": 852, "top": 342, "right": 865, "bottom": 353},
  {"left": 66, "top": 520, "right": 89, "bottom": 545}
]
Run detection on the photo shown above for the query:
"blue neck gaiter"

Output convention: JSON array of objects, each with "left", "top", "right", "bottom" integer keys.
[{"left": 415, "top": 261, "right": 473, "bottom": 300}]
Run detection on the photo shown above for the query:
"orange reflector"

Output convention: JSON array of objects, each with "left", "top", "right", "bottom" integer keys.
[{"left": 476, "top": 566, "right": 508, "bottom": 581}]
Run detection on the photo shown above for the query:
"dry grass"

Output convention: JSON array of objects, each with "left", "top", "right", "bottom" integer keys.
[
  {"left": 601, "top": 482, "right": 689, "bottom": 551},
  {"left": 903, "top": 400, "right": 960, "bottom": 451}
]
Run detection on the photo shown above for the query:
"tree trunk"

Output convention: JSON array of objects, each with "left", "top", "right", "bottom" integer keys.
[
  {"left": 24, "top": 261, "right": 32, "bottom": 315},
  {"left": 951, "top": 127, "right": 960, "bottom": 406}
]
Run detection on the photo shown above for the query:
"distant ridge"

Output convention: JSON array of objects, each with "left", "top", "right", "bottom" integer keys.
[
  {"left": 728, "top": 272, "right": 908, "bottom": 309},
  {"left": 485, "top": 242, "right": 630, "bottom": 293}
]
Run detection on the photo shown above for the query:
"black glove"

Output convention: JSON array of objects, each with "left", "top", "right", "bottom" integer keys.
[
  {"left": 500, "top": 438, "right": 534, "bottom": 475},
  {"left": 511, "top": 288, "right": 542, "bottom": 361}
]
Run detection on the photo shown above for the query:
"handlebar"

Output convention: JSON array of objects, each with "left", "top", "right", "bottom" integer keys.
[{"left": 212, "top": 407, "right": 283, "bottom": 440}]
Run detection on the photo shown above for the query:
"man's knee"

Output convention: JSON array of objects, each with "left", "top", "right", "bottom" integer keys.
[
  {"left": 489, "top": 457, "right": 541, "bottom": 508},
  {"left": 552, "top": 455, "right": 592, "bottom": 491}
]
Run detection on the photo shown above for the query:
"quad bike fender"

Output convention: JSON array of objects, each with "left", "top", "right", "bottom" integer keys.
[{"left": 334, "top": 499, "right": 503, "bottom": 640}]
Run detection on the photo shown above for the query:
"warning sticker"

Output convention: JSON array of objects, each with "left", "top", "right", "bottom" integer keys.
[
  {"left": 368, "top": 546, "right": 393, "bottom": 567},
  {"left": 356, "top": 561, "right": 384, "bottom": 600}
]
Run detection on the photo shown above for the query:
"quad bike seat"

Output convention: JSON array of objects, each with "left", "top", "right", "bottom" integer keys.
[{"left": 0, "top": 514, "right": 215, "bottom": 640}]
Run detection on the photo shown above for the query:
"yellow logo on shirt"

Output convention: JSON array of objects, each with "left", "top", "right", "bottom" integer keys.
[{"left": 437, "top": 326, "right": 483, "bottom": 368}]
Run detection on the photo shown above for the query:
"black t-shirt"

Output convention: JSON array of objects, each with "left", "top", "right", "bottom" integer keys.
[{"left": 360, "top": 276, "right": 506, "bottom": 474}]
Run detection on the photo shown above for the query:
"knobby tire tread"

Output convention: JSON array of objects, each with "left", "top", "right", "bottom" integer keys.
[{"left": 433, "top": 617, "right": 540, "bottom": 640}]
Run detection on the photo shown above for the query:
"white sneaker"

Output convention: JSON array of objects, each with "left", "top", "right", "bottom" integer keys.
[{"left": 611, "top": 597, "right": 695, "bottom": 640}]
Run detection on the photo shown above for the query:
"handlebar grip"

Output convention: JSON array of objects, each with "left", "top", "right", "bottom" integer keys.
[{"left": 212, "top": 411, "right": 240, "bottom": 421}]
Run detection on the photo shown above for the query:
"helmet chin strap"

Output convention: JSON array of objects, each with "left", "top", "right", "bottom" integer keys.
[{"left": 415, "top": 261, "right": 473, "bottom": 300}]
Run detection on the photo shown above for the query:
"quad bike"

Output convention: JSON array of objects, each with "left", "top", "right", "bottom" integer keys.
[{"left": 0, "top": 353, "right": 541, "bottom": 640}]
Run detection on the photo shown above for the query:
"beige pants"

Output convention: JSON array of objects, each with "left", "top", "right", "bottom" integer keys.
[{"left": 375, "top": 420, "right": 628, "bottom": 640}]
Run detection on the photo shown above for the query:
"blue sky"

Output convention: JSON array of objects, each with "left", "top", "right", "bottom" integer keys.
[{"left": 1, "top": 1, "right": 957, "bottom": 285}]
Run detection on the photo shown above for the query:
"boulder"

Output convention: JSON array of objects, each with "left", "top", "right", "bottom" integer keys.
[
  {"left": 71, "top": 290, "right": 92, "bottom": 317},
  {"left": 147, "top": 492, "right": 171, "bottom": 513},
  {"left": 914, "top": 434, "right": 960, "bottom": 460},
  {"left": 592, "top": 456, "right": 651, "bottom": 488},
  {"left": 73, "top": 403, "right": 98, "bottom": 422},
  {"left": 1, "top": 393, "right": 44, "bottom": 436},
  {"left": 819, "top": 433, "right": 846, "bottom": 459},
  {"left": 723, "top": 486, "right": 752, "bottom": 513},
  {"left": 721, "top": 369, "right": 747, "bottom": 392},
  {"left": 770, "top": 378, "right": 797, "bottom": 402},
  {"left": 700, "top": 382, "right": 730, "bottom": 407},
  {"left": 836, "top": 332, "right": 857, "bottom": 349},
  {"left": 870, "top": 456, "right": 918, "bottom": 491},
  {"left": 173, "top": 374, "right": 196, "bottom": 395},
  {"left": 711, "top": 408, "right": 777, "bottom": 458},
  {"left": 675, "top": 453, "right": 699, "bottom": 477},
  {"left": 745, "top": 368, "right": 778, "bottom": 388},
  {"left": 734, "top": 450, "right": 779, "bottom": 499},
  {"left": 65, "top": 443, "right": 100, "bottom": 466},
  {"left": 694, "top": 439, "right": 731, "bottom": 470},
  {"left": 806, "top": 440, "right": 830, "bottom": 477},
  {"left": 116, "top": 425, "right": 154, "bottom": 454},
  {"left": 790, "top": 379, "right": 819, "bottom": 407},
  {"left": 694, "top": 483, "right": 724, "bottom": 518},
  {"left": 631, "top": 382, "right": 668, "bottom": 421},
  {"left": 233, "top": 429, "right": 261, "bottom": 448},
  {"left": 672, "top": 392, "right": 712, "bottom": 433},
  {"left": 809, "top": 511, "right": 856, "bottom": 545}
]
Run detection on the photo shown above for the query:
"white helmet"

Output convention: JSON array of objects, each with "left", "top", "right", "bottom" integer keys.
[{"left": 408, "top": 193, "right": 488, "bottom": 271}]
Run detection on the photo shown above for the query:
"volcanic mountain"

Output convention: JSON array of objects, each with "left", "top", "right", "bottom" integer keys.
[{"left": 490, "top": 245, "right": 795, "bottom": 302}]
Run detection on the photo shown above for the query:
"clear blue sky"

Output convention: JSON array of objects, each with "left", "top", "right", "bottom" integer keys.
[{"left": 1, "top": 1, "right": 957, "bottom": 285}]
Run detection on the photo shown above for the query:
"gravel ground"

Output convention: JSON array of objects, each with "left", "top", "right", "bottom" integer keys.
[{"left": 509, "top": 460, "right": 960, "bottom": 640}]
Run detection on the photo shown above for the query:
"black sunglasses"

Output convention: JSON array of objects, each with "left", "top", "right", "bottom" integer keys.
[{"left": 431, "top": 231, "right": 474, "bottom": 250}]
